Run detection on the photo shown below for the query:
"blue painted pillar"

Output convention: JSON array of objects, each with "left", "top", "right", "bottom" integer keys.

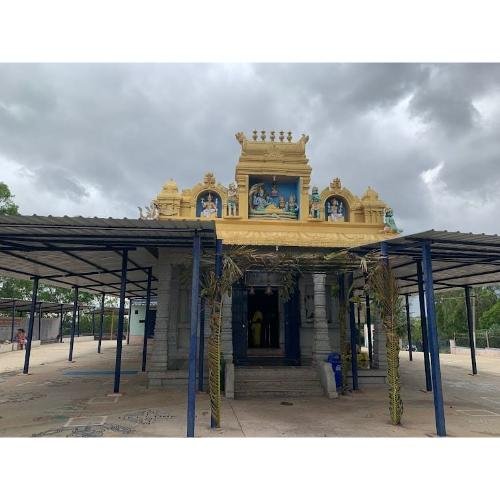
[
  {"left": 422, "top": 241, "right": 446, "bottom": 437},
  {"left": 113, "top": 250, "right": 128, "bottom": 394},
  {"left": 405, "top": 294, "right": 413, "bottom": 361},
  {"left": 77, "top": 306, "right": 80, "bottom": 337},
  {"left": 365, "top": 291, "right": 373, "bottom": 368},
  {"left": 23, "top": 276, "right": 39, "bottom": 374},
  {"left": 416, "top": 260, "right": 432, "bottom": 392},
  {"left": 59, "top": 303, "right": 64, "bottom": 342},
  {"left": 187, "top": 232, "right": 201, "bottom": 437},
  {"left": 68, "top": 286, "right": 79, "bottom": 362},
  {"left": 142, "top": 267, "right": 152, "bottom": 372},
  {"left": 356, "top": 303, "right": 362, "bottom": 339},
  {"left": 347, "top": 272, "right": 359, "bottom": 390},
  {"left": 126, "top": 299, "right": 132, "bottom": 345},
  {"left": 198, "top": 297, "right": 205, "bottom": 391},
  {"left": 38, "top": 302, "right": 42, "bottom": 341},
  {"left": 10, "top": 300, "right": 16, "bottom": 343},
  {"left": 97, "top": 292, "right": 105, "bottom": 353},
  {"left": 464, "top": 286, "right": 477, "bottom": 375}
]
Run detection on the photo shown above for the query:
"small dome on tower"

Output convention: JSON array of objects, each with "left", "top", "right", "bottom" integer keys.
[
  {"left": 362, "top": 186, "right": 379, "bottom": 202},
  {"left": 162, "top": 179, "right": 179, "bottom": 192}
]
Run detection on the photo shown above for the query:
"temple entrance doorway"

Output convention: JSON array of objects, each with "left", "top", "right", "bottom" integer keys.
[
  {"left": 247, "top": 288, "right": 280, "bottom": 352},
  {"left": 232, "top": 280, "right": 300, "bottom": 366}
]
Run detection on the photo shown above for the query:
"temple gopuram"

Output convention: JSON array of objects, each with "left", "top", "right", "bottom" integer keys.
[
  {"left": 143, "top": 131, "right": 400, "bottom": 397},
  {"left": 151, "top": 130, "right": 398, "bottom": 247}
]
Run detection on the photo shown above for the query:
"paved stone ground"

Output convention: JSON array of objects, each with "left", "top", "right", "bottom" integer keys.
[{"left": 0, "top": 340, "right": 499, "bottom": 437}]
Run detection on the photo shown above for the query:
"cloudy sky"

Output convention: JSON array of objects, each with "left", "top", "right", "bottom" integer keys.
[{"left": 0, "top": 63, "right": 499, "bottom": 235}]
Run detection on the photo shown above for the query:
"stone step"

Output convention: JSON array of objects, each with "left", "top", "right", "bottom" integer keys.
[
  {"left": 347, "top": 369, "right": 387, "bottom": 385},
  {"left": 235, "top": 367, "right": 319, "bottom": 382},
  {"left": 235, "top": 389, "right": 324, "bottom": 398},
  {"left": 235, "top": 366, "right": 324, "bottom": 398},
  {"left": 236, "top": 380, "right": 323, "bottom": 390}
]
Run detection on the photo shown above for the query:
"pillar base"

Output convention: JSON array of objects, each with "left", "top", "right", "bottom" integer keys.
[
  {"left": 224, "top": 362, "right": 235, "bottom": 399},
  {"left": 317, "top": 361, "right": 338, "bottom": 398}
]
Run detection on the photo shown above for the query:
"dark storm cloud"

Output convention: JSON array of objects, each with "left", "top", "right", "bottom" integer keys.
[{"left": 0, "top": 63, "right": 499, "bottom": 233}]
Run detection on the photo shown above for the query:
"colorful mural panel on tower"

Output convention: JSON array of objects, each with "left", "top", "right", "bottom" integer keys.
[{"left": 248, "top": 176, "right": 299, "bottom": 220}]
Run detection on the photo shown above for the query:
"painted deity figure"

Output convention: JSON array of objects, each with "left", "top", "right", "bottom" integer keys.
[
  {"left": 252, "top": 186, "right": 269, "bottom": 211},
  {"left": 200, "top": 192, "right": 218, "bottom": 218},
  {"left": 309, "top": 186, "right": 321, "bottom": 218},
  {"left": 227, "top": 182, "right": 238, "bottom": 216},
  {"left": 288, "top": 193, "right": 298, "bottom": 214},
  {"left": 383, "top": 207, "right": 402, "bottom": 233},
  {"left": 327, "top": 198, "right": 345, "bottom": 222},
  {"left": 138, "top": 201, "right": 159, "bottom": 220}
]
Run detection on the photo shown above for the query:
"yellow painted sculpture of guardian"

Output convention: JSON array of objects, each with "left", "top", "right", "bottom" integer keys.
[{"left": 149, "top": 131, "right": 400, "bottom": 247}]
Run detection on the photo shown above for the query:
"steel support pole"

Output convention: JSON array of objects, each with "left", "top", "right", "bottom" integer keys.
[
  {"left": 197, "top": 297, "right": 205, "bottom": 392},
  {"left": 464, "top": 286, "right": 478, "bottom": 375},
  {"left": 59, "top": 303, "right": 64, "bottom": 342},
  {"left": 68, "top": 287, "right": 79, "bottom": 362},
  {"left": 38, "top": 302, "right": 42, "bottom": 341},
  {"left": 405, "top": 294, "right": 413, "bottom": 361},
  {"left": 422, "top": 241, "right": 446, "bottom": 437},
  {"left": 356, "top": 303, "right": 361, "bottom": 338},
  {"left": 113, "top": 250, "right": 128, "bottom": 394},
  {"left": 416, "top": 260, "right": 432, "bottom": 392},
  {"left": 23, "top": 277, "right": 39, "bottom": 374},
  {"left": 10, "top": 300, "right": 16, "bottom": 342},
  {"left": 348, "top": 273, "right": 359, "bottom": 390},
  {"left": 92, "top": 310, "right": 96, "bottom": 337},
  {"left": 211, "top": 238, "right": 223, "bottom": 428},
  {"left": 126, "top": 299, "right": 132, "bottom": 345},
  {"left": 97, "top": 293, "right": 105, "bottom": 353},
  {"left": 141, "top": 268, "right": 152, "bottom": 372},
  {"left": 365, "top": 293, "right": 373, "bottom": 368},
  {"left": 187, "top": 232, "right": 201, "bottom": 437},
  {"left": 77, "top": 306, "right": 80, "bottom": 337}
]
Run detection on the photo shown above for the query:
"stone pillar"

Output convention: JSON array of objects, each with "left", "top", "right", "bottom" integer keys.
[
  {"left": 313, "top": 273, "right": 337, "bottom": 398},
  {"left": 312, "top": 273, "right": 332, "bottom": 364},
  {"left": 236, "top": 174, "right": 248, "bottom": 219},
  {"left": 220, "top": 292, "right": 234, "bottom": 398},
  {"left": 220, "top": 292, "right": 233, "bottom": 364},
  {"left": 148, "top": 255, "right": 172, "bottom": 385},
  {"left": 328, "top": 277, "right": 341, "bottom": 353},
  {"left": 167, "top": 265, "right": 179, "bottom": 366}
]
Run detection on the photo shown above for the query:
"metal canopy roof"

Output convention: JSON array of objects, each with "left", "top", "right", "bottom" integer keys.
[
  {"left": 0, "top": 215, "right": 216, "bottom": 298},
  {"left": 350, "top": 229, "right": 500, "bottom": 294},
  {"left": 0, "top": 298, "right": 94, "bottom": 314}
]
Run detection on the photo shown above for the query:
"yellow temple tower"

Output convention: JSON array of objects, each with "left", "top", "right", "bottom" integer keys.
[{"left": 151, "top": 130, "right": 397, "bottom": 247}]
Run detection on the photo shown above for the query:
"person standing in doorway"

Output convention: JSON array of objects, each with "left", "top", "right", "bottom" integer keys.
[{"left": 250, "top": 309, "right": 263, "bottom": 347}]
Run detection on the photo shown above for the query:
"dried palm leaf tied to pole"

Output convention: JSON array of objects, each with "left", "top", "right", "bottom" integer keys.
[
  {"left": 200, "top": 246, "right": 300, "bottom": 428},
  {"left": 365, "top": 255, "right": 404, "bottom": 425}
]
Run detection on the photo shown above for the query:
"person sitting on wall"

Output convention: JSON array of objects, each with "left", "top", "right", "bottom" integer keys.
[{"left": 16, "top": 328, "right": 26, "bottom": 350}]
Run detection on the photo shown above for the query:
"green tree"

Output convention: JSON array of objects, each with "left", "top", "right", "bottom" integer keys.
[
  {"left": 434, "top": 287, "right": 499, "bottom": 339},
  {"left": 0, "top": 182, "right": 19, "bottom": 215},
  {"left": 480, "top": 301, "right": 500, "bottom": 330}
]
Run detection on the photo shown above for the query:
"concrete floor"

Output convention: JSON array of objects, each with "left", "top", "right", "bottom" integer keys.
[{"left": 1, "top": 339, "right": 499, "bottom": 437}]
